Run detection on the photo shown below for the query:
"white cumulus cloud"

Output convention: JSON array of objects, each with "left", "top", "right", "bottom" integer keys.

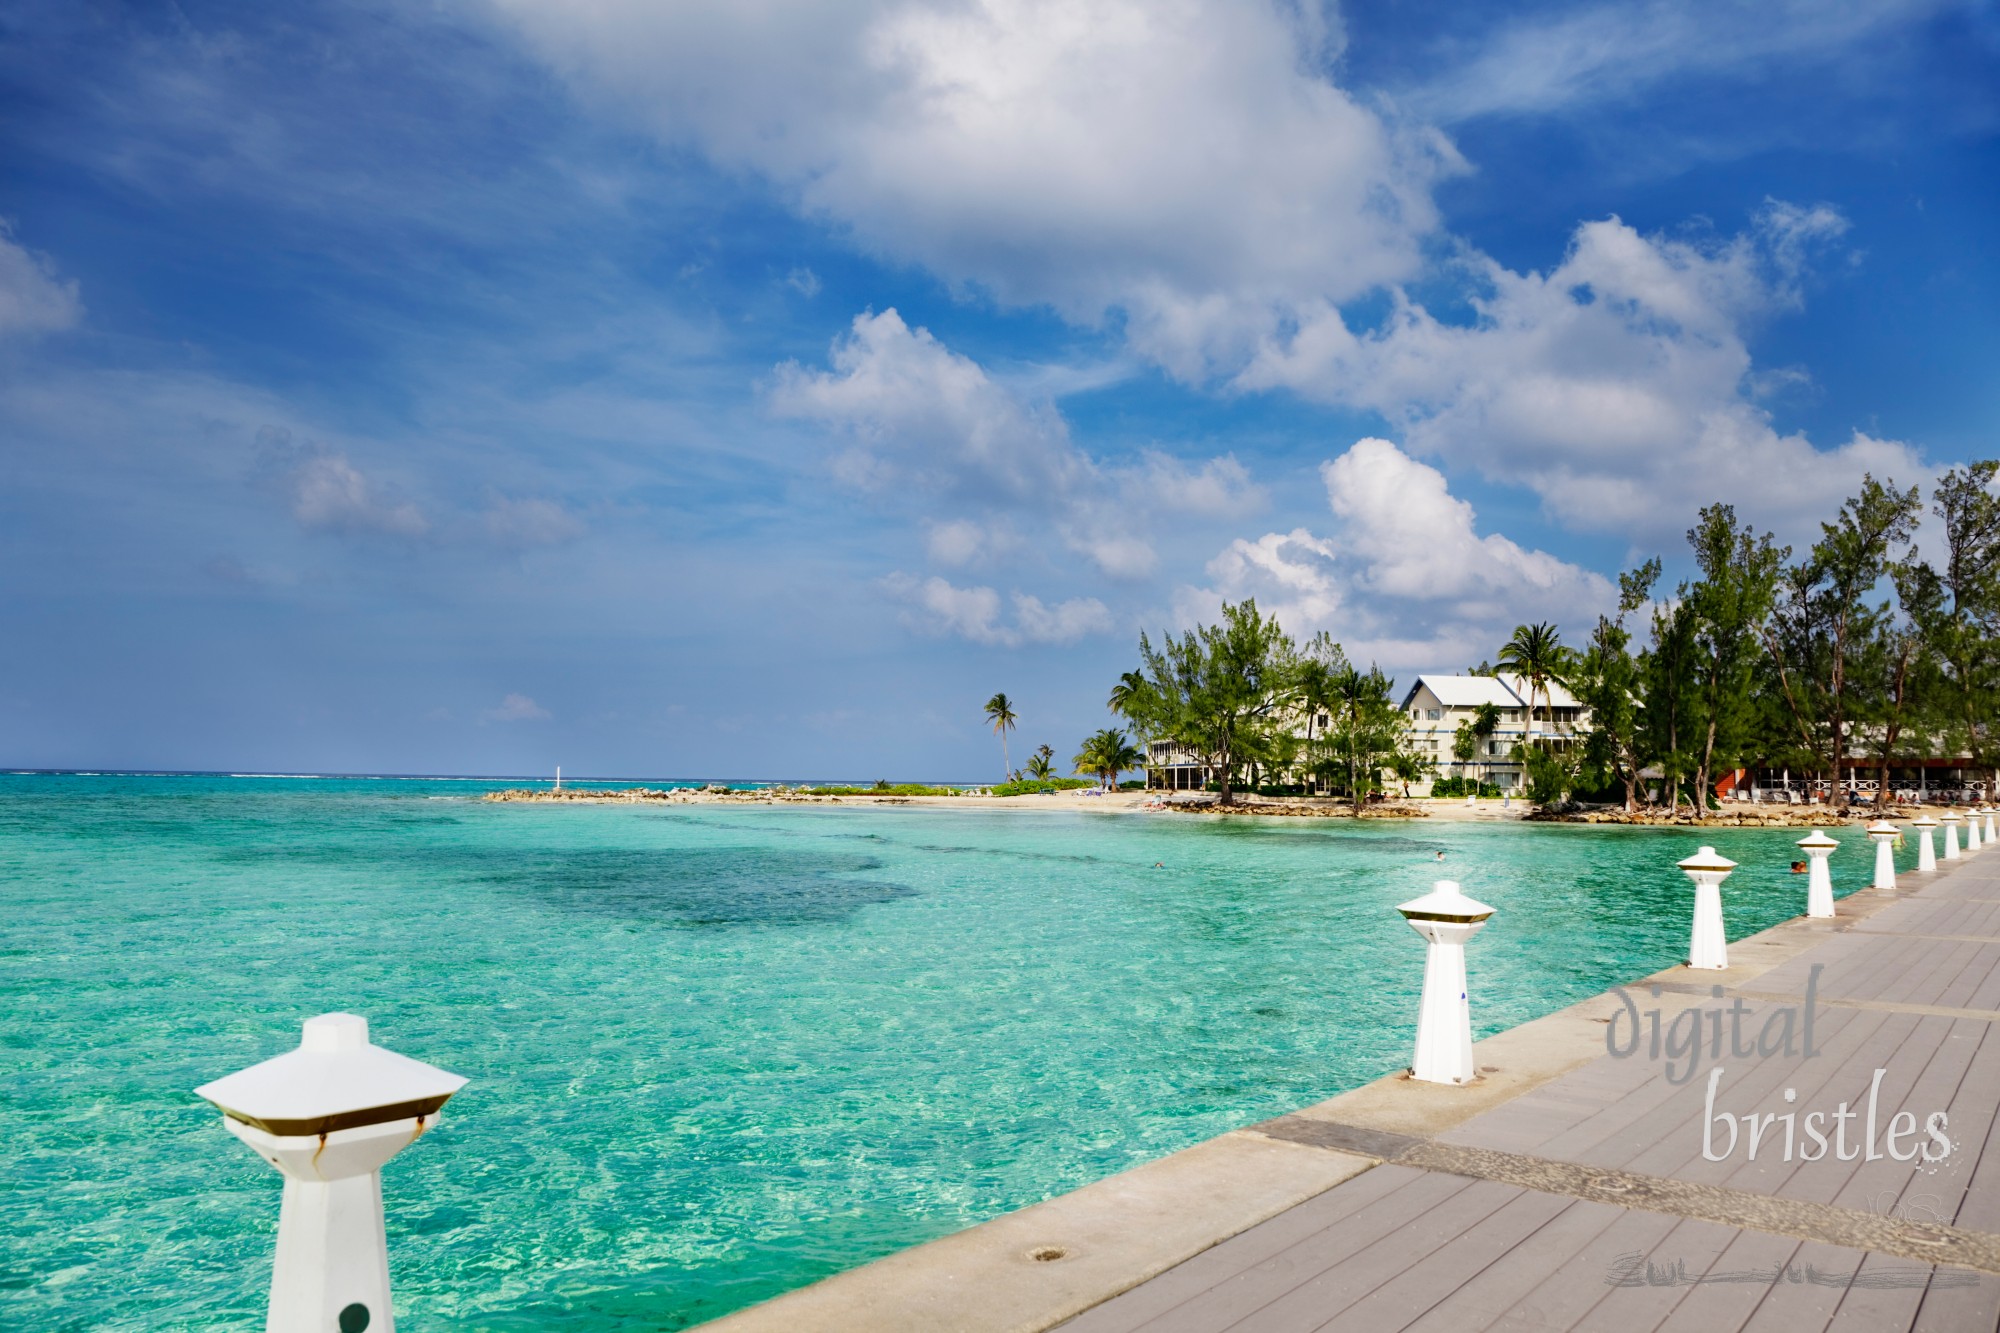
[
  {"left": 254, "top": 430, "right": 429, "bottom": 539},
  {"left": 484, "top": 0, "right": 1458, "bottom": 376},
  {"left": 1183, "top": 438, "right": 1616, "bottom": 673},
  {"left": 1238, "top": 207, "right": 1926, "bottom": 545}
]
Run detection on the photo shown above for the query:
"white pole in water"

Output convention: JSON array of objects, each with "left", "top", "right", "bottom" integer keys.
[
  {"left": 1912, "top": 815, "right": 1939, "bottom": 872},
  {"left": 1943, "top": 811, "right": 1963, "bottom": 861},
  {"left": 195, "top": 1014, "right": 468, "bottom": 1333},
  {"left": 1867, "top": 820, "right": 1899, "bottom": 891},
  {"left": 1678, "top": 846, "right": 1737, "bottom": 970},
  {"left": 1797, "top": 829, "right": 1838, "bottom": 918},
  {"left": 1397, "top": 880, "right": 1494, "bottom": 1085},
  {"left": 555, "top": 765, "right": 562, "bottom": 792}
]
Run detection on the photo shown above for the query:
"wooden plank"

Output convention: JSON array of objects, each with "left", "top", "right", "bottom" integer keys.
[
  {"left": 1930, "top": 1022, "right": 2000, "bottom": 1232},
  {"left": 1052, "top": 1166, "right": 1418, "bottom": 1333},
  {"left": 1822, "top": 1017, "right": 1983, "bottom": 1218},
  {"left": 1397, "top": 1198, "right": 1629, "bottom": 1332},
  {"left": 1139, "top": 1177, "right": 1521, "bottom": 1333},
  {"left": 1735, "top": 1239, "right": 1885, "bottom": 1333},
  {"left": 1907, "top": 1266, "right": 2000, "bottom": 1331},
  {"left": 1820, "top": 1250, "right": 1939, "bottom": 1332},
  {"left": 1644, "top": 1228, "right": 1806, "bottom": 1333},
  {"left": 1307, "top": 1187, "right": 1577, "bottom": 1333},
  {"left": 1068, "top": 1169, "right": 1482, "bottom": 1333},
  {"left": 1491, "top": 1210, "right": 1731, "bottom": 1331}
]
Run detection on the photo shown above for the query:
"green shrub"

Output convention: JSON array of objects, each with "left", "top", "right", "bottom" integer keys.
[
  {"left": 1430, "top": 776, "right": 1505, "bottom": 799},
  {"left": 990, "top": 777, "right": 1098, "bottom": 797},
  {"left": 802, "top": 783, "right": 963, "bottom": 797}
]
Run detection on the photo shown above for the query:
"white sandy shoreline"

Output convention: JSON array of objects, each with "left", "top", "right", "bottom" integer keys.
[
  {"left": 483, "top": 787, "right": 1542, "bottom": 820},
  {"left": 482, "top": 786, "right": 1967, "bottom": 828}
]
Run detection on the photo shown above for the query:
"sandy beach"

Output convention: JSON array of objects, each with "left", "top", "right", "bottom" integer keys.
[{"left": 482, "top": 785, "right": 1976, "bottom": 829}]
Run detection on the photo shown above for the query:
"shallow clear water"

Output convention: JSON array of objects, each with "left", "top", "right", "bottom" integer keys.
[{"left": 0, "top": 775, "right": 1911, "bottom": 1330}]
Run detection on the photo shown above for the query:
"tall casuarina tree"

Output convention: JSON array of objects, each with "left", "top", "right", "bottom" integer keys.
[
  {"left": 1765, "top": 477, "right": 1922, "bottom": 810},
  {"left": 1684, "top": 506, "right": 1786, "bottom": 817}
]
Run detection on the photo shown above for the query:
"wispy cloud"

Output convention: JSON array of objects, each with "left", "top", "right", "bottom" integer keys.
[
  {"left": 883, "top": 573, "right": 1113, "bottom": 647},
  {"left": 0, "top": 224, "right": 82, "bottom": 337},
  {"left": 774, "top": 308, "right": 1263, "bottom": 582},
  {"left": 1399, "top": 0, "right": 1962, "bottom": 124},
  {"left": 483, "top": 692, "right": 551, "bottom": 723}
]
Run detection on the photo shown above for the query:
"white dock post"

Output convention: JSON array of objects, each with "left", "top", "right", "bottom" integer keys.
[
  {"left": 1397, "top": 880, "right": 1494, "bottom": 1086},
  {"left": 195, "top": 1014, "right": 468, "bottom": 1333},
  {"left": 1678, "top": 846, "right": 1737, "bottom": 970},
  {"left": 1969, "top": 808, "right": 1983, "bottom": 851},
  {"left": 1913, "top": 815, "right": 1939, "bottom": 872},
  {"left": 1943, "top": 810, "right": 1964, "bottom": 860},
  {"left": 1867, "top": 820, "right": 1899, "bottom": 891},
  {"left": 1797, "top": 829, "right": 1838, "bottom": 918}
]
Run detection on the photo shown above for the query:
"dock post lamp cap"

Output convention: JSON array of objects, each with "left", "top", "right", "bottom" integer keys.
[{"left": 195, "top": 1013, "right": 468, "bottom": 1333}]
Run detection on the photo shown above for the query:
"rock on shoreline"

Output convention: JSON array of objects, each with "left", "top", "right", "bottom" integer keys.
[
  {"left": 483, "top": 787, "right": 852, "bottom": 804},
  {"left": 1531, "top": 805, "right": 1919, "bottom": 828},
  {"left": 1159, "top": 799, "right": 1430, "bottom": 819}
]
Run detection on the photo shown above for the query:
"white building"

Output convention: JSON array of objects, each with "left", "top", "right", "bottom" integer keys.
[
  {"left": 1399, "top": 673, "right": 1592, "bottom": 794},
  {"left": 1141, "top": 670, "right": 1593, "bottom": 796}
]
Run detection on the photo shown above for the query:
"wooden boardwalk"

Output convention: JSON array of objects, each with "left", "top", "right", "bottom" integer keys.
[{"left": 1057, "top": 846, "right": 2000, "bottom": 1333}]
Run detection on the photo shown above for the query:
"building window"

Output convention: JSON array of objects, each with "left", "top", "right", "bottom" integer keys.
[{"left": 1426, "top": 708, "right": 1442, "bottom": 720}]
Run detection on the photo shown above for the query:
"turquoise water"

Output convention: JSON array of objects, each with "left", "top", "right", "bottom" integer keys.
[{"left": 0, "top": 775, "right": 1913, "bottom": 1330}]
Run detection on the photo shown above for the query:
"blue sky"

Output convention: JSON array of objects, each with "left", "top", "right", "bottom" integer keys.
[{"left": 2, "top": 0, "right": 1996, "bottom": 779}]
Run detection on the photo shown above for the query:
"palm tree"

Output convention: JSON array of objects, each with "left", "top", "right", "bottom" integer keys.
[
  {"left": 1497, "top": 622, "right": 1564, "bottom": 745},
  {"left": 1106, "top": 670, "right": 1147, "bottom": 718},
  {"left": 983, "top": 693, "right": 1018, "bottom": 781},
  {"left": 1026, "top": 744, "right": 1055, "bottom": 780},
  {"left": 1074, "top": 729, "right": 1145, "bottom": 790}
]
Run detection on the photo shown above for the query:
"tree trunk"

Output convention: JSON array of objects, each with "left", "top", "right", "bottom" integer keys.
[{"left": 1696, "top": 716, "right": 1719, "bottom": 820}]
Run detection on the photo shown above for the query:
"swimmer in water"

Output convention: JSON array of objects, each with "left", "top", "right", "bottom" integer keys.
[
  {"left": 1790, "top": 860, "right": 1808, "bottom": 873},
  {"left": 1435, "top": 850, "right": 1446, "bottom": 863}
]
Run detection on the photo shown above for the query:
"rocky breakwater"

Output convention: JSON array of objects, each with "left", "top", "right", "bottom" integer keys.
[
  {"left": 1160, "top": 798, "right": 1429, "bottom": 819},
  {"left": 483, "top": 785, "right": 843, "bottom": 804},
  {"left": 1532, "top": 804, "right": 1915, "bottom": 828}
]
